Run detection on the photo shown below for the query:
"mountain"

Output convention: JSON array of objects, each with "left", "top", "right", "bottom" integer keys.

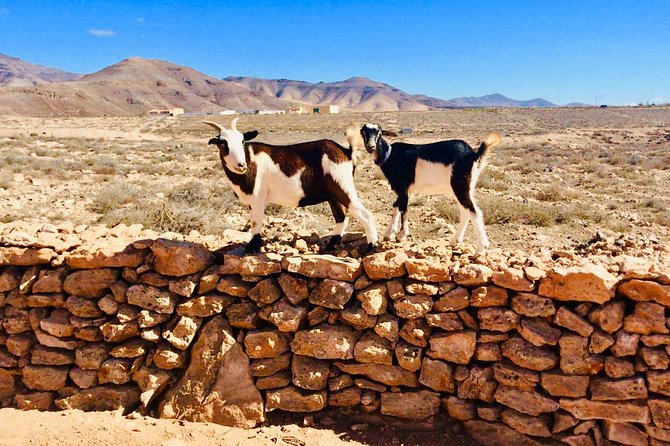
[
  {"left": 563, "top": 102, "right": 594, "bottom": 107},
  {"left": 0, "top": 54, "right": 80, "bottom": 87},
  {"left": 438, "top": 93, "right": 557, "bottom": 108},
  {"left": 225, "top": 76, "right": 431, "bottom": 112}
]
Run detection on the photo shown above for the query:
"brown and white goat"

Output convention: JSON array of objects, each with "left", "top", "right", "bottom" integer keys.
[
  {"left": 357, "top": 123, "right": 501, "bottom": 252},
  {"left": 205, "top": 118, "right": 378, "bottom": 253}
]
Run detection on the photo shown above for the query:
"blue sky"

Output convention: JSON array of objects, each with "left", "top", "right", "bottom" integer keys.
[{"left": 1, "top": 0, "right": 668, "bottom": 105}]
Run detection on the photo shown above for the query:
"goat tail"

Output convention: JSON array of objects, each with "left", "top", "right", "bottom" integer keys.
[{"left": 475, "top": 131, "right": 502, "bottom": 163}]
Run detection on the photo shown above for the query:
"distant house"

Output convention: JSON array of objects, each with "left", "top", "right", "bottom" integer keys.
[
  {"left": 147, "top": 107, "right": 184, "bottom": 117},
  {"left": 257, "top": 109, "right": 286, "bottom": 115},
  {"left": 219, "top": 110, "right": 237, "bottom": 115},
  {"left": 288, "top": 106, "right": 309, "bottom": 114},
  {"left": 311, "top": 105, "right": 339, "bottom": 114}
]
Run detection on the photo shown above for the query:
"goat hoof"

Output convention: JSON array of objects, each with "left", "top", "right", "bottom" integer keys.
[
  {"left": 365, "top": 243, "right": 378, "bottom": 253},
  {"left": 244, "top": 235, "right": 263, "bottom": 254},
  {"left": 324, "top": 235, "right": 342, "bottom": 252}
]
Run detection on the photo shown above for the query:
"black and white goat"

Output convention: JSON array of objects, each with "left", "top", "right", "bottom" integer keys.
[
  {"left": 205, "top": 118, "right": 378, "bottom": 253},
  {"left": 357, "top": 123, "right": 501, "bottom": 252}
]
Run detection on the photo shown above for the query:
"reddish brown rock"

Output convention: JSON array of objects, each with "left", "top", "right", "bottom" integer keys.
[
  {"left": 65, "top": 244, "right": 147, "bottom": 269},
  {"left": 540, "top": 372, "right": 590, "bottom": 397},
  {"left": 55, "top": 385, "right": 141, "bottom": 411},
  {"left": 65, "top": 295, "right": 103, "bottom": 318},
  {"left": 356, "top": 283, "right": 388, "bottom": 315},
  {"left": 31, "top": 345, "right": 74, "bottom": 366},
  {"left": 282, "top": 254, "right": 362, "bottom": 281},
  {"left": 0, "top": 267, "right": 20, "bottom": 292},
  {"left": 458, "top": 367, "right": 497, "bottom": 402},
  {"left": 590, "top": 375, "right": 647, "bottom": 401},
  {"left": 603, "top": 421, "right": 649, "bottom": 445},
  {"left": 619, "top": 279, "right": 670, "bottom": 306},
  {"left": 309, "top": 279, "right": 354, "bottom": 310},
  {"left": 611, "top": 330, "right": 640, "bottom": 357},
  {"left": 98, "top": 358, "right": 133, "bottom": 385},
  {"left": 247, "top": 277, "right": 283, "bottom": 307},
  {"left": 559, "top": 333, "right": 604, "bottom": 375},
  {"left": 427, "top": 330, "right": 476, "bottom": 364},
  {"left": 471, "top": 286, "right": 508, "bottom": 307},
  {"left": 244, "top": 329, "right": 291, "bottom": 359},
  {"left": 395, "top": 340, "right": 423, "bottom": 372},
  {"left": 419, "top": 357, "right": 454, "bottom": 392},
  {"left": 265, "top": 386, "right": 326, "bottom": 412},
  {"left": 334, "top": 362, "right": 419, "bottom": 387},
  {"left": 255, "top": 371, "right": 291, "bottom": 390},
  {"left": 454, "top": 264, "right": 493, "bottom": 287},
  {"left": 40, "top": 309, "right": 74, "bottom": 338},
  {"left": 168, "top": 273, "right": 199, "bottom": 297},
  {"left": 3, "top": 307, "right": 31, "bottom": 334},
  {"left": 277, "top": 274, "right": 309, "bottom": 304},
  {"left": 399, "top": 318, "right": 431, "bottom": 347},
  {"left": 510, "top": 293, "right": 556, "bottom": 317},
  {"left": 640, "top": 347, "right": 670, "bottom": 370},
  {"left": 75, "top": 344, "right": 108, "bottom": 370},
  {"left": 444, "top": 396, "right": 476, "bottom": 420},
  {"left": 177, "top": 293, "right": 234, "bottom": 318},
  {"left": 264, "top": 298, "right": 308, "bottom": 332},
  {"left": 150, "top": 239, "right": 214, "bottom": 277},
  {"left": 394, "top": 294, "right": 433, "bottom": 319},
  {"left": 501, "top": 408, "right": 551, "bottom": 438},
  {"left": 589, "top": 329, "right": 615, "bottom": 354},
  {"left": 649, "top": 398, "right": 670, "bottom": 428},
  {"left": 328, "top": 386, "right": 361, "bottom": 407},
  {"left": 434, "top": 287, "right": 469, "bottom": 312},
  {"left": 404, "top": 258, "right": 450, "bottom": 282},
  {"left": 291, "top": 324, "right": 357, "bottom": 359},
  {"left": 477, "top": 405, "right": 502, "bottom": 422},
  {"left": 62, "top": 269, "right": 118, "bottom": 298},
  {"left": 216, "top": 276, "right": 253, "bottom": 297},
  {"left": 476, "top": 343, "right": 502, "bottom": 361},
  {"left": 374, "top": 314, "right": 398, "bottom": 342},
  {"left": 588, "top": 300, "right": 624, "bottom": 333},
  {"left": 340, "top": 303, "right": 376, "bottom": 330},
  {"left": 425, "top": 312, "right": 463, "bottom": 331},
  {"left": 559, "top": 399, "right": 650, "bottom": 423},
  {"left": 0, "top": 247, "right": 56, "bottom": 266},
  {"left": 494, "top": 385, "right": 559, "bottom": 415},
  {"left": 6, "top": 333, "right": 37, "bottom": 357},
  {"left": 225, "top": 302, "right": 261, "bottom": 329},
  {"left": 648, "top": 371, "right": 670, "bottom": 396},
  {"left": 464, "top": 420, "right": 545, "bottom": 446},
  {"left": 291, "top": 354, "right": 329, "bottom": 390},
  {"left": 539, "top": 264, "right": 617, "bottom": 304},
  {"left": 126, "top": 284, "right": 177, "bottom": 314},
  {"left": 100, "top": 319, "right": 139, "bottom": 343},
  {"left": 32, "top": 268, "right": 68, "bottom": 294},
  {"left": 493, "top": 267, "right": 535, "bottom": 292},
  {"left": 354, "top": 331, "right": 393, "bottom": 365},
  {"left": 249, "top": 352, "right": 291, "bottom": 377},
  {"left": 22, "top": 365, "right": 68, "bottom": 391},
  {"left": 362, "top": 249, "right": 408, "bottom": 280},
  {"left": 623, "top": 302, "right": 669, "bottom": 334},
  {"left": 517, "top": 317, "right": 561, "bottom": 346},
  {"left": 380, "top": 390, "right": 440, "bottom": 420},
  {"left": 478, "top": 307, "right": 520, "bottom": 332},
  {"left": 153, "top": 342, "right": 187, "bottom": 370},
  {"left": 605, "top": 356, "right": 635, "bottom": 378},
  {"left": 219, "top": 253, "right": 282, "bottom": 276},
  {"left": 501, "top": 337, "right": 558, "bottom": 371},
  {"left": 493, "top": 362, "right": 539, "bottom": 391},
  {"left": 13, "top": 392, "right": 54, "bottom": 411},
  {"left": 554, "top": 307, "right": 594, "bottom": 337},
  {"left": 162, "top": 316, "right": 202, "bottom": 350}
]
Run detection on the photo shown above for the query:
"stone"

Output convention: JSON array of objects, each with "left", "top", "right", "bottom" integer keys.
[
  {"left": 75, "top": 326, "right": 103, "bottom": 342},
  {"left": 603, "top": 421, "right": 649, "bottom": 446},
  {"left": 386, "top": 279, "right": 405, "bottom": 300},
  {"left": 226, "top": 302, "right": 261, "bottom": 329},
  {"left": 605, "top": 356, "right": 635, "bottom": 378},
  {"left": 150, "top": 239, "right": 214, "bottom": 277},
  {"left": 63, "top": 268, "right": 118, "bottom": 298},
  {"left": 216, "top": 276, "right": 253, "bottom": 297},
  {"left": 427, "top": 330, "right": 476, "bottom": 364},
  {"left": 404, "top": 258, "right": 450, "bottom": 282},
  {"left": 493, "top": 267, "right": 535, "bottom": 292},
  {"left": 126, "top": 284, "right": 177, "bottom": 314},
  {"left": 3, "top": 307, "right": 31, "bottom": 334},
  {"left": 394, "top": 294, "right": 433, "bottom": 319},
  {"left": 354, "top": 274, "right": 373, "bottom": 290},
  {"left": 265, "top": 387, "right": 327, "bottom": 412},
  {"left": 329, "top": 375, "right": 354, "bottom": 391},
  {"left": 75, "top": 344, "right": 108, "bottom": 369},
  {"left": 642, "top": 335, "right": 670, "bottom": 347},
  {"left": 478, "top": 307, "right": 520, "bottom": 332},
  {"left": 22, "top": 365, "right": 68, "bottom": 391},
  {"left": 471, "top": 286, "right": 508, "bottom": 307},
  {"left": 291, "top": 355, "right": 329, "bottom": 390},
  {"left": 454, "top": 264, "right": 493, "bottom": 286},
  {"left": 328, "top": 387, "right": 362, "bottom": 407},
  {"left": 501, "top": 337, "right": 558, "bottom": 371},
  {"left": 554, "top": 307, "right": 594, "bottom": 337},
  {"left": 476, "top": 343, "right": 502, "bottom": 361},
  {"left": 110, "top": 339, "right": 150, "bottom": 358},
  {"left": 619, "top": 279, "right": 670, "bottom": 306},
  {"left": 419, "top": 357, "right": 454, "bottom": 392},
  {"left": 648, "top": 371, "right": 670, "bottom": 396},
  {"left": 480, "top": 331, "right": 510, "bottom": 343},
  {"left": 256, "top": 371, "right": 291, "bottom": 390},
  {"left": 380, "top": 390, "right": 440, "bottom": 420},
  {"left": 354, "top": 331, "right": 393, "bottom": 365},
  {"left": 374, "top": 314, "right": 398, "bottom": 342},
  {"left": 539, "top": 264, "right": 617, "bottom": 304},
  {"left": 458, "top": 367, "right": 497, "bottom": 402},
  {"left": 40, "top": 309, "right": 74, "bottom": 337},
  {"left": 0, "top": 247, "right": 56, "bottom": 266},
  {"left": 158, "top": 316, "right": 265, "bottom": 427},
  {"left": 244, "top": 329, "right": 291, "bottom": 359},
  {"left": 6, "top": 333, "right": 37, "bottom": 357},
  {"left": 97, "top": 294, "right": 119, "bottom": 315},
  {"left": 282, "top": 254, "right": 362, "bottom": 281},
  {"left": 176, "top": 293, "right": 234, "bottom": 317},
  {"left": 0, "top": 267, "right": 20, "bottom": 292},
  {"left": 100, "top": 319, "right": 140, "bottom": 343},
  {"left": 65, "top": 243, "right": 147, "bottom": 269},
  {"left": 623, "top": 302, "right": 669, "bottom": 334},
  {"left": 110, "top": 281, "right": 128, "bottom": 303},
  {"left": 405, "top": 280, "right": 439, "bottom": 295},
  {"left": 264, "top": 298, "right": 308, "bottom": 332},
  {"left": 559, "top": 399, "right": 650, "bottom": 423},
  {"left": 34, "top": 327, "right": 83, "bottom": 350},
  {"left": 13, "top": 392, "right": 54, "bottom": 411},
  {"left": 25, "top": 293, "right": 65, "bottom": 308},
  {"left": 559, "top": 333, "right": 604, "bottom": 375},
  {"left": 55, "top": 385, "right": 141, "bottom": 411},
  {"left": 399, "top": 318, "right": 431, "bottom": 347},
  {"left": 395, "top": 340, "right": 423, "bottom": 371},
  {"left": 510, "top": 293, "right": 556, "bottom": 317},
  {"left": 162, "top": 316, "right": 202, "bottom": 350},
  {"left": 309, "top": 279, "right": 354, "bottom": 310},
  {"left": 291, "top": 324, "right": 357, "bottom": 359},
  {"left": 247, "top": 277, "right": 283, "bottom": 307},
  {"left": 277, "top": 274, "right": 309, "bottom": 304},
  {"left": 501, "top": 408, "right": 551, "bottom": 437},
  {"left": 132, "top": 366, "right": 174, "bottom": 408},
  {"left": 590, "top": 376, "right": 647, "bottom": 401},
  {"left": 493, "top": 362, "right": 539, "bottom": 391},
  {"left": 65, "top": 295, "right": 104, "bottom": 318},
  {"left": 362, "top": 249, "right": 408, "bottom": 279},
  {"left": 356, "top": 283, "right": 388, "bottom": 315},
  {"left": 640, "top": 347, "right": 670, "bottom": 369},
  {"left": 444, "top": 396, "right": 476, "bottom": 420},
  {"left": 0, "top": 347, "right": 17, "bottom": 367},
  {"left": 153, "top": 342, "right": 187, "bottom": 370},
  {"left": 649, "top": 398, "right": 670, "bottom": 428},
  {"left": 32, "top": 268, "right": 68, "bottom": 294},
  {"left": 540, "top": 372, "right": 590, "bottom": 397},
  {"left": 478, "top": 405, "right": 502, "bottom": 422},
  {"left": 588, "top": 300, "right": 624, "bottom": 333},
  {"left": 250, "top": 352, "right": 291, "bottom": 377},
  {"left": 197, "top": 266, "right": 220, "bottom": 294},
  {"left": 434, "top": 287, "right": 469, "bottom": 312},
  {"left": 334, "top": 362, "right": 419, "bottom": 387},
  {"left": 168, "top": 273, "right": 199, "bottom": 297},
  {"left": 141, "top": 327, "right": 161, "bottom": 343},
  {"left": 646, "top": 426, "right": 670, "bottom": 442},
  {"left": 590, "top": 329, "right": 615, "bottom": 354},
  {"left": 553, "top": 411, "right": 580, "bottom": 433},
  {"left": 517, "top": 317, "right": 561, "bottom": 346},
  {"left": 340, "top": 303, "right": 376, "bottom": 330},
  {"left": 31, "top": 345, "right": 74, "bottom": 366},
  {"left": 425, "top": 312, "right": 463, "bottom": 331},
  {"left": 495, "top": 384, "right": 559, "bottom": 416},
  {"left": 611, "top": 330, "right": 640, "bottom": 357},
  {"left": 98, "top": 358, "right": 133, "bottom": 384},
  {"left": 219, "top": 253, "right": 282, "bottom": 276},
  {"left": 464, "top": 420, "right": 545, "bottom": 446},
  {"left": 135, "top": 310, "right": 168, "bottom": 328}
]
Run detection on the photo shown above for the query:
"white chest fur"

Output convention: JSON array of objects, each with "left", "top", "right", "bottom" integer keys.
[
  {"left": 408, "top": 159, "right": 455, "bottom": 196},
  {"left": 254, "top": 152, "right": 305, "bottom": 206}
]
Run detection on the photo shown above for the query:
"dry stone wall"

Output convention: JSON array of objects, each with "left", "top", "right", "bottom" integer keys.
[{"left": 1, "top": 231, "right": 670, "bottom": 446}]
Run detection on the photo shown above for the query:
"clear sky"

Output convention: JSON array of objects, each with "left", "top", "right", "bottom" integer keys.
[{"left": 1, "top": 0, "right": 668, "bottom": 105}]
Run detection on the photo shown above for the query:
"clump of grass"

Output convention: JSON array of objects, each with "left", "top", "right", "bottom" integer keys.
[
  {"left": 90, "top": 181, "right": 142, "bottom": 214},
  {"left": 536, "top": 185, "right": 568, "bottom": 202}
]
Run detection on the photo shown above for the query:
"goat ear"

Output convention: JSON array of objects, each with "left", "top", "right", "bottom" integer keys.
[
  {"left": 244, "top": 130, "right": 259, "bottom": 141},
  {"left": 382, "top": 130, "right": 398, "bottom": 137},
  {"left": 208, "top": 137, "right": 220, "bottom": 145}
]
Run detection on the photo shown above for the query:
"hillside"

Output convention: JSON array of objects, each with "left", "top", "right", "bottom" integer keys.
[
  {"left": 442, "top": 93, "right": 557, "bottom": 108},
  {"left": 0, "top": 53, "right": 80, "bottom": 87}
]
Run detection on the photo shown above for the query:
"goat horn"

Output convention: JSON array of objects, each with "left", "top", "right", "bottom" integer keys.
[
  {"left": 231, "top": 117, "right": 239, "bottom": 132},
  {"left": 203, "top": 121, "right": 223, "bottom": 133}
]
